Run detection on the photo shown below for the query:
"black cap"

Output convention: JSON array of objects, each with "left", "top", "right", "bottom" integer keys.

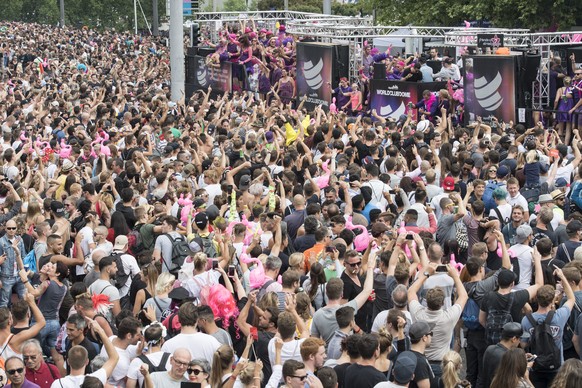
[{"left": 501, "top": 322, "right": 523, "bottom": 339}]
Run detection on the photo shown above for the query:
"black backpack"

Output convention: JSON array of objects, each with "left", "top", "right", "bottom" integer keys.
[
  {"left": 164, "top": 233, "right": 190, "bottom": 268},
  {"left": 138, "top": 352, "right": 170, "bottom": 386},
  {"left": 110, "top": 252, "right": 130, "bottom": 289},
  {"left": 485, "top": 293, "right": 515, "bottom": 345},
  {"left": 526, "top": 311, "right": 561, "bottom": 372}
]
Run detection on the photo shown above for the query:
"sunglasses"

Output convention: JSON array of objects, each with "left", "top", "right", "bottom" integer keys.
[
  {"left": 347, "top": 261, "right": 362, "bottom": 267},
  {"left": 7, "top": 368, "right": 24, "bottom": 375},
  {"left": 6, "top": 227, "right": 16, "bottom": 230},
  {"left": 188, "top": 368, "right": 204, "bottom": 375}
]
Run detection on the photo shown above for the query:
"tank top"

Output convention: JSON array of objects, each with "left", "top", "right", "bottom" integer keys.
[
  {"left": 0, "top": 334, "right": 21, "bottom": 361},
  {"left": 39, "top": 280, "right": 67, "bottom": 321}
]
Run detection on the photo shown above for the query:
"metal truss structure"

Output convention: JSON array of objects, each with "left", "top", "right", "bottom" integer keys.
[
  {"left": 445, "top": 30, "right": 582, "bottom": 110},
  {"left": 188, "top": 11, "right": 582, "bottom": 110}
]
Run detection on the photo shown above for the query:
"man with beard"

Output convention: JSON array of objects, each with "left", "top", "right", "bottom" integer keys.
[
  {"left": 237, "top": 290, "right": 279, "bottom": 384},
  {"left": 88, "top": 256, "right": 121, "bottom": 316}
]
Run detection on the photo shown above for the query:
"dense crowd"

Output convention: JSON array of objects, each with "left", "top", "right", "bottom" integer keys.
[{"left": 1, "top": 18, "right": 582, "bottom": 388}]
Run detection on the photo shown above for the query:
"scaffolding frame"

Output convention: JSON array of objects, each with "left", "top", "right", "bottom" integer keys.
[{"left": 188, "top": 11, "right": 582, "bottom": 110}]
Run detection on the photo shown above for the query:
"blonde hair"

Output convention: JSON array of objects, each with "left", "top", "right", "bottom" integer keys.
[
  {"left": 441, "top": 351, "right": 462, "bottom": 388},
  {"left": 239, "top": 361, "right": 263, "bottom": 385},
  {"left": 193, "top": 252, "right": 209, "bottom": 272},
  {"left": 155, "top": 272, "right": 175, "bottom": 295},
  {"left": 526, "top": 150, "right": 539, "bottom": 164},
  {"left": 289, "top": 253, "right": 304, "bottom": 271}
]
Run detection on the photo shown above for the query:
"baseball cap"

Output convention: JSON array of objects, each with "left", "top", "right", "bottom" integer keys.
[
  {"left": 113, "top": 235, "right": 129, "bottom": 250},
  {"left": 515, "top": 224, "right": 533, "bottom": 244},
  {"left": 393, "top": 351, "right": 418, "bottom": 384},
  {"left": 443, "top": 176, "right": 455, "bottom": 191},
  {"left": 501, "top": 322, "right": 523, "bottom": 339},
  {"left": 265, "top": 131, "right": 274, "bottom": 143},
  {"left": 497, "top": 165, "right": 510, "bottom": 178},
  {"left": 498, "top": 269, "right": 517, "bottom": 288},
  {"left": 239, "top": 175, "right": 251, "bottom": 190},
  {"left": 566, "top": 220, "right": 582, "bottom": 234},
  {"left": 499, "top": 135, "right": 511, "bottom": 145},
  {"left": 201, "top": 159, "right": 213, "bottom": 171},
  {"left": 193, "top": 198, "right": 206, "bottom": 209},
  {"left": 538, "top": 194, "right": 554, "bottom": 204},
  {"left": 50, "top": 201, "right": 65, "bottom": 216},
  {"left": 555, "top": 178, "right": 568, "bottom": 188},
  {"left": 168, "top": 286, "right": 190, "bottom": 301},
  {"left": 195, "top": 212, "right": 209, "bottom": 229},
  {"left": 409, "top": 321, "right": 432, "bottom": 342}
]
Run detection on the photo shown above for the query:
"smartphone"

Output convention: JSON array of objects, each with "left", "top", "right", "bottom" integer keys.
[
  {"left": 389, "top": 190, "right": 396, "bottom": 194},
  {"left": 228, "top": 265, "right": 235, "bottom": 277},
  {"left": 326, "top": 246, "right": 336, "bottom": 253},
  {"left": 227, "top": 185, "right": 233, "bottom": 193},
  {"left": 406, "top": 234, "right": 414, "bottom": 240},
  {"left": 527, "top": 354, "right": 537, "bottom": 362},
  {"left": 212, "top": 260, "right": 219, "bottom": 270},
  {"left": 436, "top": 265, "right": 447, "bottom": 273}
]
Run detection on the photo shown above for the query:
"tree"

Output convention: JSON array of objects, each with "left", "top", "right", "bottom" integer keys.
[{"left": 223, "top": 0, "right": 248, "bottom": 11}]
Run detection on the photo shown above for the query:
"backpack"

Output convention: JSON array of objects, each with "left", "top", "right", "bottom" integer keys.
[
  {"left": 521, "top": 186, "right": 541, "bottom": 215},
  {"left": 492, "top": 207, "right": 509, "bottom": 229},
  {"left": 138, "top": 352, "right": 170, "bottom": 384},
  {"left": 256, "top": 279, "right": 276, "bottom": 302},
  {"left": 526, "top": 311, "right": 561, "bottom": 372},
  {"left": 152, "top": 297, "right": 173, "bottom": 321},
  {"left": 462, "top": 284, "right": 481, "bottom": 330},
  {"left": 193, "top": 232, "right": 218, "bottom": 258},
  {"left": 485, "top": 292, "right": 515, "bottom": 345},
  {"left": 482, "top": 181, "right": 503, "bottom": 213},
  {"left": 110, "top": 252, "right": 130, "bottom": 289},
  {"left": 128, "top": 224, "right": 146, "bottom": 256},
  {"left": 164, "top": 233, "right": 190, "bottom": 268}
]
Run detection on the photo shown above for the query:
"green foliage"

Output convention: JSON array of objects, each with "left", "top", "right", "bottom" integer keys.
[
  {"left": 223, "top": 0, "right": 248, "bottom": 12},
  {"left": 370, "top": 0, "right": 581, "bottom": 29}
]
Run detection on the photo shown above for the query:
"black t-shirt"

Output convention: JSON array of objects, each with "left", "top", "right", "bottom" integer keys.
[
  {"left": 406, "top": 351, "right": 435, "bottom": 388},
  {"left": 540, "top": 258, "right": 565, "bottom": 286},
  {"left": 341, "top": 272, "right": 370, "bottom": 330},
  {"left": 481, "top": 343, "right": 508, "bottom": 388},
  {"left": 531, "top": 226, "right": 558, "bottom": 247},
  {"left": 66, "top": 336, "right": 99, "bottom": 374},
  {"left": 480, "top": 289, "right": 530, "bottom": 323},
  {"left": 373, "top": 272, "right": 389, "bottom": 318},
  {"left": 115, "top": 203, "right": 137, "bottom": 229},
  {"left": 334, "top": 362, "right": 351, "bottom": 388},
  {"left": 344, "top": 364, "right": 386, "bottom": 388}
]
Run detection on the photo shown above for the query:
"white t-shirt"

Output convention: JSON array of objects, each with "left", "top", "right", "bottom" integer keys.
[
  {"left": 267, "top": 337, "right": 305, "bottom": 368},
  {"left": 204, "top": 183, "right": 223, "bottom": 206},
  {"left": 50, "top": 368, "right": 107, "bottom": 388},
  {"left": 98, "top": 337, "right": 138, "bottom": 387},
  {"left": 509, "top": 244, "right": 533, "bottom": 290},
  {"left": 161, "top": 332, "right": 221, "bottom": 365},
  {"left": 507, "top": 194, "right": 528, "bottom": 213},
  {"left": 116, "top": 252, "right": 141, "bottom": 298},
  {"left": 489, "top": 203, "right": 512, "bottom": 225},
  {"left": 363, "top": 179, "right": 390, "bottom": 212},
  {"left": 78, "top": 225, "right": 95, "bottom": 275},
  {"left": 126, "top": 351, "right": 172, "bottom": 387}
]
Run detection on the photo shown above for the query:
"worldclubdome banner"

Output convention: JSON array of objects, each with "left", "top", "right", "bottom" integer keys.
[
  {"left": 296, "top": 42, "right": 333, "bottom": 110},
  {"left": 463, "top": 55, "right": 516, "bottom": 123},
  {"left": 369, "top": 81, "right": 447, "bottom": 120}
]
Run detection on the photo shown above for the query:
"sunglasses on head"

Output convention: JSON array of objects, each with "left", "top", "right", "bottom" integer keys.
[
  {"left": 188, "top": 368, "right": 204, "bottom": 375},
  {"left": 7, "top": 368, "right": 23, "bottom": 375}
]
